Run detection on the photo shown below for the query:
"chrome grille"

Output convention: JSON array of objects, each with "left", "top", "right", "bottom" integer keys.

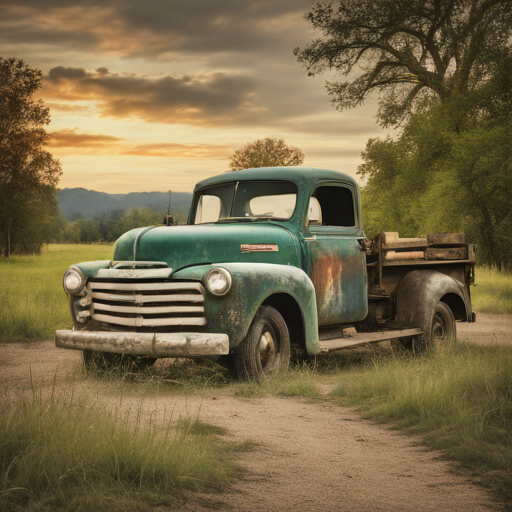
[{"left": 89, "top": 280, "right": 206, "bottom": 329}]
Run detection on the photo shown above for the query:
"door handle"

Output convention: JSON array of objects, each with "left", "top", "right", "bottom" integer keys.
[{"left": 357, "top": 237, "right": 370, "bottom": 251}]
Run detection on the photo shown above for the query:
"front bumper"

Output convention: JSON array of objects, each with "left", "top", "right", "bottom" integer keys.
[{"left": 55, "top": 330, "right": 229, "bottom": 357}]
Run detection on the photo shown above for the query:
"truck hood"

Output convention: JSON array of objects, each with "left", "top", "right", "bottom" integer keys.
[{"left": 113, "top": 223, "right": 299, "bottom": 271}]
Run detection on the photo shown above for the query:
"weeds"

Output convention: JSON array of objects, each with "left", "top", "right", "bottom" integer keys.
[
  {"left": 235, "top": 365, "right": 320, "bottom": 398},
  {"left": 0, "top": 381, "right": 239, "bottom": 512}
]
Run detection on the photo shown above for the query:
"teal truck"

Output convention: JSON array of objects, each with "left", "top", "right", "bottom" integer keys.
[{"left": 55, "top": 167, "right": 476, "bottom": 380}]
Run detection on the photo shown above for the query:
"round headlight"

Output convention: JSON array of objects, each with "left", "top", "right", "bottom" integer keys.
[
  {"left": 63, "top": 266, "right": 85, "bottom": 294},
  {"left": 206, "top": 268, "right": 232, "bottom": 296}
]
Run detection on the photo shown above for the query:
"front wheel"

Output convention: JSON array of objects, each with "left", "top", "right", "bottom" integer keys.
[
  {"left": 234, "top": 306, "right": 290, "bottom": 381},
  {"left": 393, "top": 301, "right": 456, "bottom": 353}
]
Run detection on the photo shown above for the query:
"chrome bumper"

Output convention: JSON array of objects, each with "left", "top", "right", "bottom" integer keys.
[{"left": 55, "top": 330, "right": 229, "bottom": 357}]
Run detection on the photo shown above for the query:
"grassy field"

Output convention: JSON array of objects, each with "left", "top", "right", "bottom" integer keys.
[
  {"left": 0, "top": 244, "right": 113, "bottom": 342},
  {"left": 0, "top": 381, "right": 240, "bottom": 512},
  {"left": 471, "top": 266, "right": 512, "bottom": 314}
]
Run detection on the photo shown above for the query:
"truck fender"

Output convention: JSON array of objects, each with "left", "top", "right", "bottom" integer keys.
[
  {"left": 394, "top": 269, "right": 471, "bottom": 335},
  {"left": 173, "top": 263, "right": 322, "bottom": 356}
]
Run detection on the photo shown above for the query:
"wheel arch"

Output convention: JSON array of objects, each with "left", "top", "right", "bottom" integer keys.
[
  {"left": 440, "top": 292, "right": 467, "bottom": 321},
  {"left": 394, "top": 269, "right": 471, "bottom": 334},
  {"left": 173, "top": 262, "right": 321, "bottom": 356},
  {"left": 262, "top": 293, "right": 307, "bottom": 357}
]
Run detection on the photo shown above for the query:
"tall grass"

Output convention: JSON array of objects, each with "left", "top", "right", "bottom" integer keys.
[
  {"left": 0, "top": 383, "right": 238, "bottom": 511},
  {"left": 234, "top": 365, "right": 320, "bottom": 398},
  {"left": 472, "top": 266, "right": 512, "bottom": 314},
  {"left": 331, "top": 342, "right": 512, "bottom": 499},
  {"left": 0, "top": 244, "right": 112, "bottom": 342}
]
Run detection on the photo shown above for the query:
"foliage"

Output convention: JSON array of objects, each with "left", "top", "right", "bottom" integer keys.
[
  {"left": 58, "top": 206, "right": 165, "bottom": 244},
  {"left": 358, "top": 49, "right": 512, "bottom": 269},
  {"left": 295, "top": 0, "right": 512, "bottom": 126},
  {"left": 0, "top": 57, "right": 62, "bottom": 257},
  {"left": 331, "top": 342, "right": 512, "bottom": 502},
  {"left": 0, "top": 384, "right": 238, "bottom": 511},
  {"left": 229, "top": 137, "right": 305, "bottom": 171}
]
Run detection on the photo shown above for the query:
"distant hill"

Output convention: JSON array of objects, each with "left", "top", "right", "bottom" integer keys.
[{"left": 57, "top": 188, "right": 193, "bottom": 221}]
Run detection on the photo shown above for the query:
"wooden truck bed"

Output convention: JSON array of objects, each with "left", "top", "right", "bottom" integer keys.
[
  {"left": 319, "top": 232, "right": 476, "bottom": 353},
  {"left": 366, "top": 232, "right": 475, "bottom": 297}
]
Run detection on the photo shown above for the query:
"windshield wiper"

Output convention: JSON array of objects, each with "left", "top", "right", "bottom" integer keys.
[
  {"left": 216, "top": 217, "right": 259, "bottom": 223},
  {"left": 216, "top": 216, "right": 288, "bottom": 224}
]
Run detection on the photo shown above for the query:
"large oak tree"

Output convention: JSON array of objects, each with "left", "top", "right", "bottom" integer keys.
[{"left": 295, "top": 0, "right": 512, "bottom": 126}]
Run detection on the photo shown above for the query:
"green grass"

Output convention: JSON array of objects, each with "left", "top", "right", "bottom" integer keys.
[
  {"left": 472, "top": 266, "right": 512, "bottom": 314},
  {"left": 0, "top": 383, "right": 239, "bottom": 512},
  {"left": 234, "top": 366, "right": 320, "bottom": 398},
  {"left": 331, "top": 342, "right": 512, "bottom": 502},
  {"left": 0, "top": 244, "right": 112, "bottom": 342}
]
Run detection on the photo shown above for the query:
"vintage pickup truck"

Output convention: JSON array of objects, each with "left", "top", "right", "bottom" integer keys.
[{"left": 55, "top": 167, "right": 476, "bottom": 380}]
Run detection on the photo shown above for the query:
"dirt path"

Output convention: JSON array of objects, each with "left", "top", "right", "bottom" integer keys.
[{"left": 1, "top": 313, "right": 511, "bottom": 511}]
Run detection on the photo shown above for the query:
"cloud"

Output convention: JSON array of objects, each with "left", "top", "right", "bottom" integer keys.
[
  {"left": 122, "top": 143, "right": 233, "bottom": 158},
  {"left": 46, "top": 102, "right": 93, "bottom": 114},
  {"left": 0, "top": 0, "right": 314, "bottom": 61},
  {"left": 48, "top": 129, "right": 233, "bottom": 159},
  {"left": 49, "top": 129, "right": 124, "bottom": 147},
  {"left": 43, "top": 66, "right": 264, "bottom": 126}
]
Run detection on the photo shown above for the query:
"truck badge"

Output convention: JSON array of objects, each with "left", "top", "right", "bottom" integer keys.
[{"left": 241, "top": 244, "right": 279, "bottom": 253}]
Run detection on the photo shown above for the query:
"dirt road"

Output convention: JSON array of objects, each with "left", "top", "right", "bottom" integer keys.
[{"left": 1, "top": 313, "right": 511, "bottom": 511}]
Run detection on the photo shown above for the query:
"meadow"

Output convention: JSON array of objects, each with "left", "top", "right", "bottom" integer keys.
[
  {"left": 471, "top": 266, "right": 512, "bottom": 314},
  {"left": 0, "top": 244, "right": 113, "bottom": 342}
]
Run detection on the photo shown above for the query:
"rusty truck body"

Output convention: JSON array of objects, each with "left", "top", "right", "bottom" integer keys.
[{"left": 55, "top": 167, "right": 476, "bottom": 380}]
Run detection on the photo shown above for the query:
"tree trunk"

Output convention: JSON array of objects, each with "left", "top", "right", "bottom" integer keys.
[{"left": 3, "top": 222, "right": 11, "bottom": 258}]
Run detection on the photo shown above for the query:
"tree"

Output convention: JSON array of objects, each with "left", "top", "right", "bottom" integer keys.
[
  {"left": 294, "top": 0, "right": 512, "bottom": 126},
  {"left": 0, "top": 57, "right": 62, "bottom": 257},
  {"left": 357, "top": 63, "right": 512, "bottom": 269},
  {"left": 229, "top": 138, "right": 305, "bottom": 171}
]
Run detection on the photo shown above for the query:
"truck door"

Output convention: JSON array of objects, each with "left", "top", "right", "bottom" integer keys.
[{"left": 302, "top": 183, "right": 367, "bottom": 326}]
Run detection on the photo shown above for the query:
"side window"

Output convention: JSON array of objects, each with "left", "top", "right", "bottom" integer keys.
[
  {"left": 310, "top": 185, "right": 355, "bottom": 227},
  {"left": 307, "top": 197, "right": 322, "bottom": 225}
]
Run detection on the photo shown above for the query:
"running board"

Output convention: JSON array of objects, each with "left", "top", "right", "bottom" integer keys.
[{"left": 319, "top": 328, "right": 424, "bottom": 352}]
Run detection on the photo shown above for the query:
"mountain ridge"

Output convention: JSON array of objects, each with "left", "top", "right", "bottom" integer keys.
[{"left": 57, "top": 188, "right": 193, "bottom": 221}]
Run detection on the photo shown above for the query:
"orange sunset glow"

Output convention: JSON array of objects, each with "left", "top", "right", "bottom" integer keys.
[{"left": 2, "top": 0, "right": 385, "bottom": 193}]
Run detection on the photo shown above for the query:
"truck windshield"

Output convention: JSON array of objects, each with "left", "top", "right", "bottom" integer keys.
[{"left": 193, "top": 181, "right": 297, "bottom": 224}]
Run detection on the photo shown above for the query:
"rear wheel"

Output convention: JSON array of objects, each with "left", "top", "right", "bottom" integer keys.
[
  {"left": 393, "top": 301, "right": 456, "bottom": 353},
  {"left": 234, "top": 306, "right": 290, "bottom": 381},
  {"left": 82, "top": 350, "right": 156, "bottom": 372}
]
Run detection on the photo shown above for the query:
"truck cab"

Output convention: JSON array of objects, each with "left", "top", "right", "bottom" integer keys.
[{"left": 55, "top": 167, "right": 475, "bottom": 380}]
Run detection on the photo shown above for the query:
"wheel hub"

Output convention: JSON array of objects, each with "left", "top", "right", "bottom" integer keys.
[
  {"left": 259, "top": 331, "right": 275, "bottom": 368},
  {"left": 432, "top": 313, "right": 447, "bottom": 342}
]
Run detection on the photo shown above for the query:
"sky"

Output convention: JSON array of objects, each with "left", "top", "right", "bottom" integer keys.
[{"left": 1, "top": 0, "right": 386, "bottom": 194}]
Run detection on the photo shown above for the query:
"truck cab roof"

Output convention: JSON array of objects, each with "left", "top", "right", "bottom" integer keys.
[{"left": 193, "top": 166, "right": 359, "bottom": 192}]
